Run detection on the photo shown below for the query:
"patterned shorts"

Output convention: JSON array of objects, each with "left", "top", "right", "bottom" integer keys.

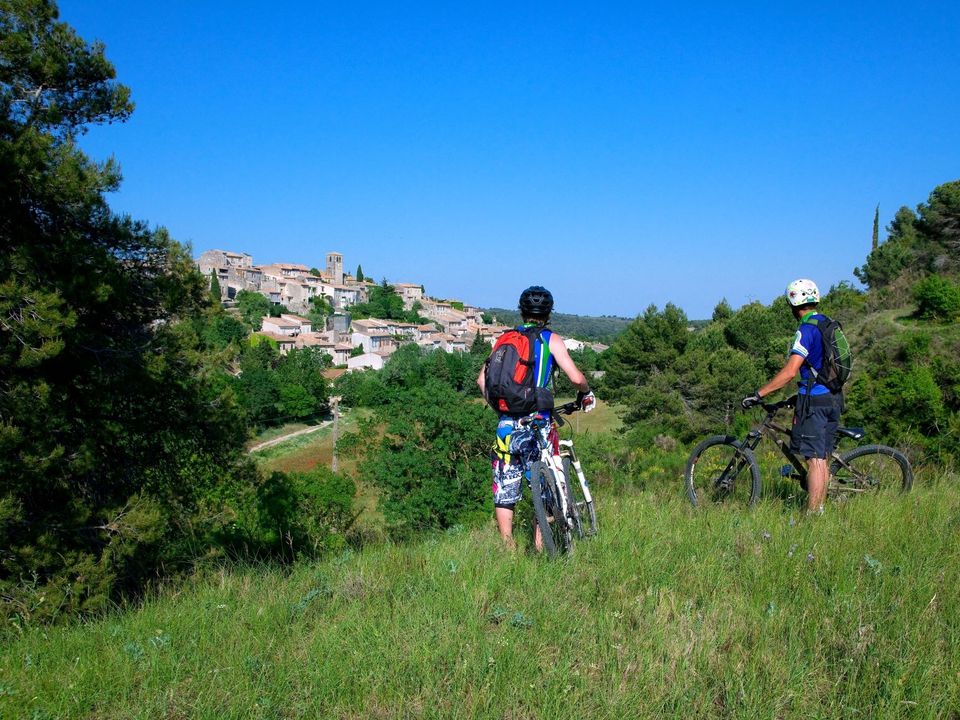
[{"left": 491, "top": 416, "right": 556, "bottom": 509}]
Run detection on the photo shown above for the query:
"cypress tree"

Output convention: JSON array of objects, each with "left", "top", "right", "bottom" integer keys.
[
  {"left": 872, "top": 204, "right": 880, "bottom": 251},
  {"left": 209, "top": 269, "right": 222, "bottom": 304}
]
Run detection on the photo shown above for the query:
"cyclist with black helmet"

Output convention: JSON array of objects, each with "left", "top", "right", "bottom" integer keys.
[
  {"left": 741, "top": 279, "right": 842, "bottom": 513},
  {"left": 477, "top": 286, "right": 596, "bottom": 550}
]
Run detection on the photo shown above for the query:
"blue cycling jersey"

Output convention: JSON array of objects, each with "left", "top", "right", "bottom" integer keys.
[{"left": 790, "top": 312, "right": 829, "bottom": 396}]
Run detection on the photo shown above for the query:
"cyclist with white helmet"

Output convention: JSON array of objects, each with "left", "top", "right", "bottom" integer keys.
[
  {"left": 477, "top": 285, "right": 596, "bottom": 550},
  {"left": 741, "top": 279, "right": 842, "bottom": 513}
]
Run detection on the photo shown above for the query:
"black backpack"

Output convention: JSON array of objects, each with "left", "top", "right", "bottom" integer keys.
[
  {"left": 483, "top": 326, "right": 554, "bottom": 416},
  {"left": 802, "top": 315, "right": 852, "bottom": 393}
]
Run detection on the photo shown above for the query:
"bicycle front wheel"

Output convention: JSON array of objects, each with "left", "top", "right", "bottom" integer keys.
[
  {"left": 530, "top": 460, "right": 572, "bottom": 557},
  {"left": 562, "top": 455, "right": 597, "bottom": 538},
  {"left": 685, "top": 435, "right": 761, "bottom": 507},
  {"left": 830, "top": 445, "right": 913, "bottom": 496}
]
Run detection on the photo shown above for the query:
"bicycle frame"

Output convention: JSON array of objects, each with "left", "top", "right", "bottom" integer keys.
[
  {"left": 742, "top": 408, "right": 809, "bottom": 480},
  {"left": 747, "top": 397, "right": 864, "bottom": 481},
  {"left": 519, "top": 400, "right": 586, "bottom": 532}
]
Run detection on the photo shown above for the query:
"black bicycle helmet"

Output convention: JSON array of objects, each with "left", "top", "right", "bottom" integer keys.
[{"left": 518, "top": 286, "right": 554, "bottom": 319}]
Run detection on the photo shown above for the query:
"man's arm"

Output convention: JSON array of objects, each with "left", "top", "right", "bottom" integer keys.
[
  {"left": 548, "top": 333, "right": 590, "bottom": 393},
  {"left": 758, "top": 353, "right": 804, "bottom": 397},
  {"left": 476, "top": 366, "right": 486, "bottom": 396}
]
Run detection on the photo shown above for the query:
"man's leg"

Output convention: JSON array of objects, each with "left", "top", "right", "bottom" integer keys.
[
  {"left": 494, "top": 506, "right": 516, "bottom": 549},
  {"left": 806, "top": 457, "right": 828, "bottom": 512}
]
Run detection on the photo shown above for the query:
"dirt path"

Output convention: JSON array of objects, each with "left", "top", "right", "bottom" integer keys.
[{"left": 247, "top": 421, "right": 331, "bottom": 454}]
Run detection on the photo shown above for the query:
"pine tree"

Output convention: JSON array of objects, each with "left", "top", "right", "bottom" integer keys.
[
  {"left": 0, "top": 0, "right": 250, "bottom": 620},
  {"left": 356, "top": 264, "right": 364, "bottom": 282},
  {"left": 470, "top": 330, "right": 488, "bottom": 355}
]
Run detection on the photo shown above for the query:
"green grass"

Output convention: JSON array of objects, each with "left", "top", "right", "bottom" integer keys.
[
  {"left": 249, "top": 427, "right": 334, "bottom": 462},
  {"left": 252, "top": 408, "right": 383, "bottom": 535},
  {"left": 251, "top": 410, "right": 371, "bottom": 468},
  {"left": 2, "top": 478, "right": 958, "bottom": 719},
  {"left": 555, "top": 396, "right": 624, "bottom": 435}
]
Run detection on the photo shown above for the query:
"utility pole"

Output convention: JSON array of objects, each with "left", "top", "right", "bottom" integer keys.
[{"left": 331, "top": 396, "right": 342, "bottom": 472}]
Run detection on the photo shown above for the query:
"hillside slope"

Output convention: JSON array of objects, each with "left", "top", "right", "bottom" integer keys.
[{"left": 3, "top": 482, "right": 957, "bottom": 718}]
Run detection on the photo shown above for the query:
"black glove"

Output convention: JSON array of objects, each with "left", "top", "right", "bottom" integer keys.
[{"left": 741, "top": 392, "right": 763, "bottom": 409}]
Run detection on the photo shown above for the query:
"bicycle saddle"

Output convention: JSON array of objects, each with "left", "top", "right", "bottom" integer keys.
[{"left": 837, "top": 427, "right": 865, "bottom": 441}]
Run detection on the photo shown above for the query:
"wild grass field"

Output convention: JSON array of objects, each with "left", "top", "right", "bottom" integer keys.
[{"left": 2, "top": 471, "right": 957, "bottom": 719}]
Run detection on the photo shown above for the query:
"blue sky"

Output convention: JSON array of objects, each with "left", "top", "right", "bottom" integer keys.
[{"left": 62, "top": 1, "right": 960, "bottom": 319}]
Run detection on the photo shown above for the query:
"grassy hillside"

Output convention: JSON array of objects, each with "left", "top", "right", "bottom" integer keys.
[{"left": 3, "top": 476, "right": 957, "bottom": 718}]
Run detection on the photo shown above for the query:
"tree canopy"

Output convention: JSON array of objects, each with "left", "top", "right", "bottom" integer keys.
[
  {"left": 855, "top": 180, "right": 960, "bottom": 290},
  {"left": 0, "top": 0, "right": 266, "bottom": 620}
]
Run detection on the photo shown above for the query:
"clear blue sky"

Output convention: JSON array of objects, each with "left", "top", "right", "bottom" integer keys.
[{"left": 61, "top": 1, "right": 960, "bottom": 319}]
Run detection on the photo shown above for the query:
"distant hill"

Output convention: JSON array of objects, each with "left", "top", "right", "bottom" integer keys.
[{"left": 484, "top": 307, "right": 632, "bottom": 344}]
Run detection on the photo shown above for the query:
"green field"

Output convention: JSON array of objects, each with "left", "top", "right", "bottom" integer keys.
[{"left": 3, "top": 474, "right": 957, "bottom": 719}]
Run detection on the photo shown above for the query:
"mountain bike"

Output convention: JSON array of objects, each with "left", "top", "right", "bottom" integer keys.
[
  {"left": 521, "top": 401, "right": 596, "bottom": 556},
  {"left": 558, "top": 426, "right": 598, "bottom": 540},
  {"left": 684, "top": 396, "right": 913, "bottom": 507}
]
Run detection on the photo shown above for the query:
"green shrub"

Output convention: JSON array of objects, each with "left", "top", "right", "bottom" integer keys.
[
  {"left": 254, "top": 469, "right": 356, "bottom": 557},
  {"left": 342, "top": 380, "right": 491, "bottom": 539},
  {"left": 913, "top": 274, "right": 960, "bottom": 321}
]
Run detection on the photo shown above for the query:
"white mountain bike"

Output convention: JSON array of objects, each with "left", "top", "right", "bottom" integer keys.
[{"left": 523, "top": 401, "right": 598, "bottom": 557}]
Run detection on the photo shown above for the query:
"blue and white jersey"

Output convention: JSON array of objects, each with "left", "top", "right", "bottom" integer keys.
[
  {"left": 524, "top": 325, "right": 555, "bottom": 388},
  {"left": 790, "top": 313, "right": 829, "bottom": 395}
]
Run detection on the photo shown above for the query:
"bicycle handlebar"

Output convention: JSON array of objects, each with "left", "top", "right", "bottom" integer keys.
[
  {"left": 760, "top": 395, "right": 796, "bottom": 413},
  {"left": 517, "top": 401, "right": 583, "bottom": 428}
]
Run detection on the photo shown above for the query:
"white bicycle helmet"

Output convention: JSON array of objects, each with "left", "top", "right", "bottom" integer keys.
[{"left": 785, "top": 278, "right": 820, "bottom": 306}]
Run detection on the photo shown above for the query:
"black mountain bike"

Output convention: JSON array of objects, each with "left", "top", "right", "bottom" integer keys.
[{"left": 685, "top": 396, "right": 913, "bottom": 507}]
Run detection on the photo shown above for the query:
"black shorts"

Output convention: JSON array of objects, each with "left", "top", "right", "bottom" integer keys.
[{"left": 791, "top": 393, "right": 842, "bottom": 460}]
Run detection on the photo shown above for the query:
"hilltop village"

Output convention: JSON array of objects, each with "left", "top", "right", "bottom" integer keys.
[{"left": 197, "top": 249, "right": 607, "bottom": 371}]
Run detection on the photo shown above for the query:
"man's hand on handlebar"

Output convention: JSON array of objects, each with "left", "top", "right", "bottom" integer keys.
[
  {"left": 741, "top": 394, "right": 798, "bottom": 412},
  {"left": 576, "top": 390, "right": 596, "bottom": 413},
  {"left": 740, "top": 391, "right": 762, "bottom": 409}
]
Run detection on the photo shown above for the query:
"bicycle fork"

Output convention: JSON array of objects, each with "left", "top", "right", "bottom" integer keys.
[
  {"left": 545, "top": 453, "right": 574, "bottom": 529},
  {"left": 559, "top": 441, "right": 593, "bottom": 505}
]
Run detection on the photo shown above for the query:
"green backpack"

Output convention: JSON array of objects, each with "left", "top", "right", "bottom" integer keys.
[{"left": 802, "top": 315, "right": 852, "bottom": 393}]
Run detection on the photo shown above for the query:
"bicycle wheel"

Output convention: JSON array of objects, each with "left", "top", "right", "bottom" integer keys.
[
  {"left": 684, "top": 435, "right": 761, "bottom": 507},
  {"left": 829, "top": 445, "right": 913, "bottom": 496},
  {"left": 562, "top": 455, "right": 597, "bottom": 537},
  {"left": 530, "top": 460, "right": 571, "bottom": 557}
]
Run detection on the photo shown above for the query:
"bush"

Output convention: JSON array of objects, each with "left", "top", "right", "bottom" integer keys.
[
  {"left": 341, "top": 380, "right": 491, "bottom": 539},
  {"left": 913, "top": 274, "right": 960, "bottom": 321},
  {"left": 254, "top": 469, "right": 356, "bottom": 557}
]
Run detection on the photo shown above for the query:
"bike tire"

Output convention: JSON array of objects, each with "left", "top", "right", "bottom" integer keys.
[
  {"left": 829, "top": 444, "right": 913, "bottom": 495},
  {"left": 530, "top": 460, "right": 569, "bottom": 557},
  {"left": 684, "top": 435, "right": 761, "bottom": 507},
  {"left": 562, "top": 455, "right": 597, "bottom": 538}
]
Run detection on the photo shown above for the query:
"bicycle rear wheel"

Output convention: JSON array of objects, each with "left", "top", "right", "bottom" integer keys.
[
  {"left": 685, "top": 435, "right": 761, "bottom": 507},
  {"left": 530, "top": 460, "right": 572, "bottom": 557},
  {"left": 562, "top": 455, "right": 597, "bottom": 537},
  {"left": 829, "top": 445, "right": 913, "bottom": 496}
]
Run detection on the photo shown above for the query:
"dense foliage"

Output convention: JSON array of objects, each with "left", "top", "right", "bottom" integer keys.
[
  {"left": 0, "top": 1, "right": 349, "bottom": 622},
  {"left": 855, "top": 181, "right": 960, "bottom": 295},
  {"left": 232, "top": 341, "right": 331, "bottom": 428},
  {"left": 599, "top": 184, "right": 960, "bottom": 466},
  {"left": 235, "top": 289, "right": 273, "bottom": 329},
  {"left": 348, "top": 280, "right": 426, "bottom": 324},
  {"left": 337, "top": 344, "right": 490, "bottom": 538}
]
